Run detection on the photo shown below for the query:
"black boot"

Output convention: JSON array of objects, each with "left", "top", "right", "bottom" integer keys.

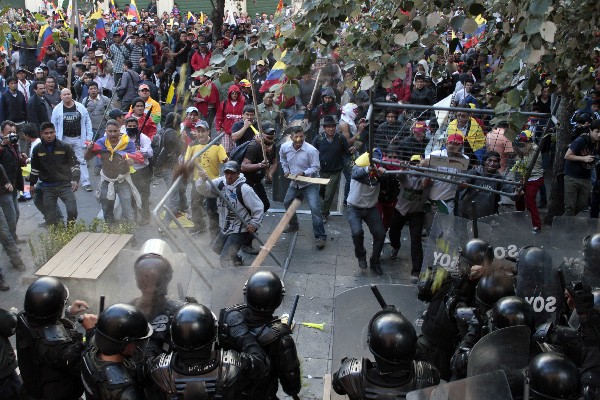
[{"left": 370, "top": 256, "right": 383, "bottom": 275}]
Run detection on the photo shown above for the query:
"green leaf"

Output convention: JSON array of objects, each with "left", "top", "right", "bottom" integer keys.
[
  {"left": 210, "top": 53, "right": 225, "bottom": 66},
  {"left": 427, "top": 12, "right": 442, "bottom": 28},
  {"left": 226, "top": 54, "right": 239, "bottom": 68},
  {"left": 198, "top": 86, "right": 211, "bottom": 98},
  {"left": 461, "top": 18, "right": 478, "bottom": 35},
  {"left": 450, "top": 15, "right": 465, "bottom": 32},
  {"left": 468, "top": 3, "right": 486, "bottom": 16},
  {"left": 360, "top": 76, "right": 375, "bottom": 91},
  {"left": 234, "top": 42, "right": 247, "bottom": 53},
  {"left": 529, "top": 0, "right": 553, "bottom": 17},
  {"left": 282, "top": 84, "right": 299, "bottom": 98},
  {"left": 525, "top": 19, "right": 542, "bottom": 36},
  {"left": 236, "top": 59, "right": 251, "bottom": 72},
  {"left": 494, "top": 102, "right": 512, "bottom": 114},
  {"left": 218, "top": 73, "right": 233, "bottom": 84},
  {"left": 284, "top": 66, "right": 300, "bottom": 79},
  {"left": 508, "top": 112, "right": 530, "bottom": 130},
  {"left": 35, "top": 12, "right": 47, "bottom": 22},
  {"left": 507, "top": 89, "right": 522, "bottom": 107},
  {"left": 539, "top": 21, "right": 557, "bottom": 43},
  {"left": 405, "top": 31, "right": 419, "bottom": 45},
  {"left": 247, "top": 47, "right": 263, "bottom": 61}
]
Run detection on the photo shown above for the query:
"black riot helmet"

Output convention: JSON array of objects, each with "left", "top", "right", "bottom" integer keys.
[
  {"left": 367, "top": 309, "right": 417, "bottom": 373},
  {"left": 171, "top": 304, "right": 217, "bottom": 351},
  {"left": 95, "top": 303, "right": 152, "bottom": 360},
  {"left": 583, "top": 233, "right": 600, "bottom": 267},
  {"left": 243, "top": 270, "right": 285, "bottom": 313},
  {"left": 475, "top": 272, "right": 516, "bottom": 310},
  {"left": 527, "top": 352, "right": 581, "bottom": 400},
  {"left": 461, "top": 238, "right": 493, "bottom": 267},
  {"left": 24, "top": 277, "right": 69, "bottom": 323},
  {"left": 516, "top": 246, "right": 551, "bottom": 273},
  {"left": 490, "top": 296, "right": 535, "bottom": 332},
  {"left": 134, "top": 239, "right": 174, "bottom": 298},
  {"left": 593, "top": 289, "right": 600, "bottom": 312}
]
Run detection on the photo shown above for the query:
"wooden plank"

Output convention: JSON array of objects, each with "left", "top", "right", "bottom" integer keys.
[
  {"left": 35, "top": 232, "right": 92, "bottom": 276},
  {"left": 68, "top": 234, "right": 121, "bottom": 278},
  {"left": 82, "top": 234, "right": 133, "bottom": 280},
  {"left": 60, "top": 233, "right": 108, "bottom": 277},
  {"left": 323, "top": 373, "right": 332, "bottom": 400},
  {"left": 54, "top": 233, "right": 104, "bottom": 277},
  {"left": 288, "top": 174, "right": 330, "bottom": 185}
]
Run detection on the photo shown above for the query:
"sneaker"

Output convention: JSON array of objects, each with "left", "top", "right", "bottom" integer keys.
[
  {"left": 283, "top": 225, "right": 299, "bottom": 233},
  {"left": 390, "top": 247, "right": 400, "bottom": 260},
  {"left": 241, "top": 245, "right": 260, "bottom": 255},
  {"left": 83, "top": 185, "right": 93, "bottom": 192},
  {"left": 411, "top": 273, "right": 420, "bottom": 284},
  {"left": 316, "top": 238, "right": 326, "bottom": 249},
  {"left": 370, "top": 256, "right": 383, "bottom": 275},
  {"left": 532, "top": 227, "right": 542, "bottom": 234},
  {"left": 0, "top": 275, "right": 8, "bottom": 291},
  {"left": 233, "top": 254, "right": 244, "bottom": 266},
  {"left": 358, "top": 258, "right": 368, "bottom": 269}
]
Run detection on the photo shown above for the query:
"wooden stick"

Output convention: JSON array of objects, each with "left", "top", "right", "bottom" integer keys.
[
  {"left": 308, "top": 69, "right": 322, "bottom": 107},
  {"left": 251, "top": 198, "right": 302, "bottom": 267},
  {"left": 246, "top": 54, "right": 268, "bottom": 163},
  {"left": 288, "top": 174, "right": 330, "bottom": 185},
  {"left": 323, "top": 373, "right": 332, "bottom": 400}
]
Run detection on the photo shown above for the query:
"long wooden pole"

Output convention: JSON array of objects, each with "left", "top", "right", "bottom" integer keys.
[
  {"left": 308, "top": 69, "right": 322, "bottom": 107},
  {"left": 251, "top": 198, "right": 302, "bottom": 267},
  {"left": 246, "top": 58, "right": 268, "bottom": 163}
]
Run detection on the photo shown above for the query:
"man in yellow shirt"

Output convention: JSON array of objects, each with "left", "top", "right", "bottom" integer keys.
[
  {"left": 185, "top": 120, "right": 227, "bottom": 236},
  {"left": 446, "top": 107, "right": 486, "bottom": 165}
]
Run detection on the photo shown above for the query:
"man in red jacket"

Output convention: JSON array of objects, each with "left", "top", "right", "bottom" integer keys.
[
  {"left": 190, "top": 42, "right": 211, "bottom": 72},
  {"left": 216, "top": 85, "right": 245, "bottom": 154},
  {"left": 192, "top": 71, "right": 220, "bottom": 131}
]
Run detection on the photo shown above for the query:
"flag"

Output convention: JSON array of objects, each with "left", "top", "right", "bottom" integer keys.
[
  {"left": 109, "top": 0, "right": 117, "bottom": 18},
  {"left": 275, "top": 0, "right": 284, "bottom": 37},
  {"left": 66, "top": 0, "right": 73, "bottom": 20},
  {"left": 260, "top": 51, "right": 287, "bottom": 93},
  {"left": 91, "top": 10, "right": 107, "bottom": 41},
  {"left": 36, "top": 25, "right": 54, "bottom": 62},
  {"left": 187, "top": 11, "right": 196, "bottom": 25},
  {"left": 199, "top": 12, "right": 204, "bottom": 25},
  {"left": 127, "top": 0, "right": 140, "bottom": 21},
  {"left": 276, "top": 0, "right": 283, "bottom": 13},
  {"left": 474, "top": 14, "right": 487, "bottom": 36},
  {"left": 92, "top": 134, "right": 145, "bottom": 164},
  {"left": 165, "top": 82, "right": 177, "bottom": 104}
]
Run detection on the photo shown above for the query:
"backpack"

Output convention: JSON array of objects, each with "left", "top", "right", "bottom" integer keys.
[
  {"left": 229, "top": 140, "right": 252, "bottom": 165},
  {"left": 217, "top": 180, "right": 250, "bottom": 214}
]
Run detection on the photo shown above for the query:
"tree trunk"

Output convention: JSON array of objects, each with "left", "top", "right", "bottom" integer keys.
[
  {"left": 212, "top": 0, "right": 225, "bottom": 46},
  {"left": 544, "top": 93, "right": 575, "bottom": 224}
]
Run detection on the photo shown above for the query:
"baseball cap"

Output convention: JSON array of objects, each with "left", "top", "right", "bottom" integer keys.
[
  {"left": 186, "top": 106, "right": 199, "bottom": 114},
  {"left": 413, "top": 121, "right": 427, "bottom": 133},
  {"left": 447, "top": 134, "right": 464, "bottom": 144},
  {"left": 194, "top": 120, "right": 209, "bottom": 129},
  {"left": 410, "top": 155, "right": 422, "bottom": 163},
  {"left": 108, "top": 108, "right": 126, "bottom": 119},
  {"left": 256, "top": 60, "right": 265, "bottom": 66},
  {"left": 34, "top": 67, "right": 44, "bottom": 73},
  {"left": 516, "top": 130, "right": 533, "bottom": 143},
  {"left": 94, "top": 50, "right": 103, "bottom": 57},
  {"left": 223, "top": 160, "right": 240, "bottom": 172},
  {"left": 138, "top": 84, "right": 150, "bottom": 91},
  {"left": 239, "top": 79, "right": 251, "bottom": 88}
]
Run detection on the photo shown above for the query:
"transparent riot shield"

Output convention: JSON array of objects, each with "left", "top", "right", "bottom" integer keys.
[
  {"left": 331, "top": 284, "right": 427, "bottom": 400},
  {"left": 406, "top": 370, "right": 513, "bottom": 400},
  {"left": 210, "top": 266, "right": 283, "bottom": 313},
  {"left": 479, "top": 211, "right": 545, "bottom": 261},
  {"left": 515, "top": 246, "right": 564, "bottom": 325},
  {"left": 551, "top": 216, "right": 600, "bottom": 285},
  {"left": 467, "top": 325, "right": 531, "bottom": 378},
  {"left": 420, "top": 214, "right": 474, "bottom": 277}
]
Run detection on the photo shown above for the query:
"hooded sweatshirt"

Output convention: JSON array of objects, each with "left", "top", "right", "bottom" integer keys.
[
  {"left": 196, "top": 173, "right": 264, "bottom": 235},
  {"left": 216, "top": 85, "right": 245, "bottom": 135}
]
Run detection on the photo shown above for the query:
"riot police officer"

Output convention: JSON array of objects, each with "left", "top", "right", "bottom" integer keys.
[
  {"left": 151, "top": 303, "right": 269, "bottom": 398},
  {"left": 82, "top": 303, "right": 153, "bottom": 399},
  {"left": 415, "top": 238, "right": 487, "bottom": 380},
  {"left": 129, "top": 239, "right": 185, "bottom": 359},
  {"left": 219, "top": 270, "right": 300, "bottom": 399},
  {"left": 332, "top": 308, "right": 440, "bottom": 399},
  {"left": 0, "top": 308, "right": 19, "bottom": 399},
  {"left": 525, "top": 352, "right": 581, "bottom": 400},
  {"left": 16, "top": 276, "right": 95, "bottom": 400}
]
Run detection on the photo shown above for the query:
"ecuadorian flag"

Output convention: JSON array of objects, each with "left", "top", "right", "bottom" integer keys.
[
  {"left": 259, "top": 51, "right": 287, "bottom": 93},
  {"left": 127, "top": 0, "right": 140, "bottom": 21},
  {"left": 187, "top": 12, "right": 196, "bottom": 25},
  {"left": 165, "top": 82, "right": 177, "bottom": 105},
  {"left": 91, "top": 134, "right": 145, "bottom": 164},
  {"left": 37, "top": 25, "right": 54, "bottom": 62},
  {"left": 91, "top": 10, "right": 107, "bottom": 41}
]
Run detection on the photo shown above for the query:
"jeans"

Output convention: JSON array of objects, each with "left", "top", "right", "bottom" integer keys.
[
  {"left": 563, "top": 175, "right": 591, "bottom": 217},
  {"left": 346, "top": 205, "right": 386, "bottom": 261},
  {"left": 283, "top": 183, "right": 326, "bottom": 239},
  {"left": 0, "top": 194, "right": 17, "bottom": 239},
  {"left": 61, "top": 137, "right": 90, "bottom": 186},
  {"left": 11, "top": 191, "right": 19, "bottom": 225},
  {"left": 42, "top": 184, "right": 78, "bottom": 224},
  {"left": 591, "top": 179, "right": 600, "bottom": 218},
  {"left": 212, "top": 231, "right": 249, "bottom": 267},
  {"left": 99, "top": 180, "right": 134, "bottom": 223},
  {"left": 0, "top": 202, "right": 22, "bottom": 267},
  {"left": 131, "top": 167, "right": 151, "bottom": 220},
  {"left": 516, "top": 177, "right": 544, "bottom": 229},
  {"left": 389, "top": 210, "right": 425, "bottom": 273},
  {"left": 319, "top": 170, "right": 342, "bottom": 216},
  {"left": 342, "top": 156, "right": 352, "bottom": 203},
  {"left": 34, "top": 182, "right": 64, "bottom": 223}
]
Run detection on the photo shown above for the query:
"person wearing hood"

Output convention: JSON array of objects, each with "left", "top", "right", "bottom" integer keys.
[
  {"left": 307, "top": 87, "right": 340, "bottom": 135},
  {"left": 339, "top": 102, "right": 367, "bottom": 202},
  {"left": 216, "top": 84, "right": 245, "bottom": 154},
  {"left": 196, "top": 161, "right": 264, "bottom": 267}
]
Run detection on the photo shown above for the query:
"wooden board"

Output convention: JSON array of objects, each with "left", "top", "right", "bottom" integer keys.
[
  {"left": 35, "top": 232, "right": 133, "bottom": 280},
  {"left": 288, "top": 174, "right": 330, "bottom": 185}
]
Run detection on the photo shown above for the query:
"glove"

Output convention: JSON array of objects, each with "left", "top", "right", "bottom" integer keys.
[
  {"left": 450, "top": 347, "right": 471, "bottom": 379},
  {"left": 568, "top": 284, "right": 594, "bottom": 316}
]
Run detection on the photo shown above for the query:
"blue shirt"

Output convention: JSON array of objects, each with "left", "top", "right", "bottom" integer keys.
[{"left": 279, "top": 140, "right": 321, "bottom": 188}]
